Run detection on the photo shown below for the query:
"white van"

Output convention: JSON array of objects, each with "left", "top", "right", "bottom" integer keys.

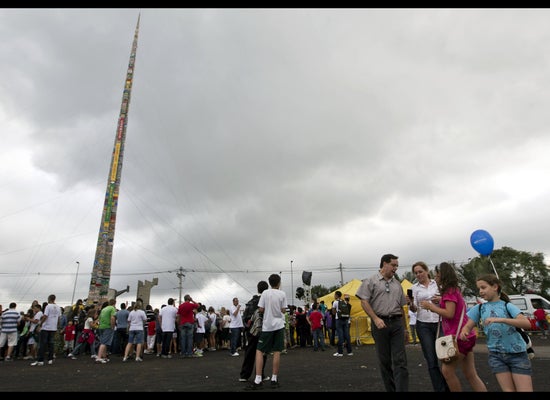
[{"left": 508, "top": 293, "right": 550, "bottom": 319}]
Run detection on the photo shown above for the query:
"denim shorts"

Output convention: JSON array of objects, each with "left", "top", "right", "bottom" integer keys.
[
  {"left": 98, "top": 328, "right": 115, "bottom": 346},
  {"left": 128, "top": 329, "right": 144, "bottom": 344},
  {"left": 488, "top": 351, "right": 532, "bottom": 375}
]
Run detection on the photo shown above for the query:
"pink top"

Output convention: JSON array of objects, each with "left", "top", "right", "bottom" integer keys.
[{"left": 440, "top": 287, "right": 474, "bottom": 340}]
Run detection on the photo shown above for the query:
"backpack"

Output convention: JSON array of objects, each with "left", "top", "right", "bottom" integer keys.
[
  {"left": 204, "top": 314, "right": 212, "bottom": 330},
  {"left": 337, "top": 300, "right": 351, "bottom": 319},
  {"left": 74, "top": 308, "right": 86, "bottom": 331},
  {"left": 479, "top": 302, "right": 534, "bottom": 358},
  {"left": 249, "top": 309, "right": 263, "bottom": 337},
  {"left": 243, "top": 295, "right": 261, "bottom": 329}
]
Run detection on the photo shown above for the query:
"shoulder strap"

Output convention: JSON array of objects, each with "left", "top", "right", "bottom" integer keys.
[
  {"left": 455, "top": 303, "right": 465, "bottom": 336},
  {"left": 436, "top": 302, "right": 466, "bottom": 337},
  {"left": 478, "top": 303, "right": 484, "bottom": 325},
  {"left": 504, "top": 301, "right": 512, "bottom": 317}
]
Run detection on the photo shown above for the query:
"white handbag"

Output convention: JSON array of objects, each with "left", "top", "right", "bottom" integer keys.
[{"left": 435, "top": 304, "right": 464, "bottom": 363}]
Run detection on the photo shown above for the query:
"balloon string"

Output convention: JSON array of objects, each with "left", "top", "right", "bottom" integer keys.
[{"left": 488, "top": 256, "right": 499, "bottom": 279}]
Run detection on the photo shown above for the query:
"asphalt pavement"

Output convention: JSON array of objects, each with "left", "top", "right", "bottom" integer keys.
[{"left": 1, "top": 334, "right": 549, "bottom": 392}]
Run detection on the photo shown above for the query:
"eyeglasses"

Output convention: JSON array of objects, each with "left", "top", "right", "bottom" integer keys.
[{"left": 385, "top": 281, "right": 390, "bottom": 293}]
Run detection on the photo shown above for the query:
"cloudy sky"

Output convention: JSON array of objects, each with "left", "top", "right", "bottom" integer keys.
[{"left": 1, "top": 8, "right": 550, "bottom": 311}]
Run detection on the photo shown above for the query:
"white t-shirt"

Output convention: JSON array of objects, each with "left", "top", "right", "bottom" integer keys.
[
  {"left": 195, "top": 312, "right": 208, "bottom": 334},
  {"left": 159, "top": 305, "right": 178, "bottom": 332},
  {"left": 408, "top": 309, "right": 417, "bottom": 325},
  {"left": 42, "top": 303, "right": 62, "bottom": 331},
  {"left": 229, "top": 305, "right": 244, "bottom": 329},
  {"left": 128, "top": 309, "right": 147, "bottom": 331},
  {"left": 258, "top": 288, "right": 287, "bottom": 332}
]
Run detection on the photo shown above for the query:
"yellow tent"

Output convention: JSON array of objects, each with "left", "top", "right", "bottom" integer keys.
[{"left": 317, "top": 278, "right": 414, "bottom": 345}]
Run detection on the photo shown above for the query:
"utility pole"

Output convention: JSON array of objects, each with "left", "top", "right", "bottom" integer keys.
[
  {"left": 71, "top": 261, "right": 80, "bottom": 306},
  {"left": 176, "top": 267, "right": 186, "bottom": 306},
  {"left": 290, "top": 260, "right": 294, "bottom": 306},
  {"left": 339, "top": 262, "right": 344, "bottom": 286}
]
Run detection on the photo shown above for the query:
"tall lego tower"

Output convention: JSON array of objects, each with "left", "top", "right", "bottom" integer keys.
[{"left": 87, "top": 14, "right": 140, "bottom": 305}]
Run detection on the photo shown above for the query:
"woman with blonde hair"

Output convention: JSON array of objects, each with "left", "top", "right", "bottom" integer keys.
[
  {"left": 409, "top": 261, "right": 449, "bottom": 392},
  {"left": 123, "top": 301, "right": 147, "bottom": 362}
]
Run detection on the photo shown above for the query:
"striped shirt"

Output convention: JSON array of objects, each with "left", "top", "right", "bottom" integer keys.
[{"left": 1, "top": 309, "right": 21, "bottom": 333}]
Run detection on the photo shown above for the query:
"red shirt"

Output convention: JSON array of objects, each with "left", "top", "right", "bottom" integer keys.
[
  {"left": 177, "top": 301, "right": 198, "bottom": 326},
  {"left": 64, "top": 324, "right": 76, "bottom": 341},
  {"left": 534, "top": 308, "right": 546, "bottom": 321},
  {"left": 308, "top": 310, "right": 324, "bottom": 330},
  {"left": 148, "top": 320, "right": 156, "bottom": 335}
]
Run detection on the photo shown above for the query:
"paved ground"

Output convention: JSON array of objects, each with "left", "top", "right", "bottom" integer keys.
[{"left": 1, "top": 335, "right": 549, "bottom": 392}]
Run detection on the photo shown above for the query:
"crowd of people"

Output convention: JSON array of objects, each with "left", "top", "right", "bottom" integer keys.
[{"left": 1, "top": 256, "right": 548, "bottom": 392}]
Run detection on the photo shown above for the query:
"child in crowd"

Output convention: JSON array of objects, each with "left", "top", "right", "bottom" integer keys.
[
  {"left": 461, "top": 274, "right": 533, "bottom": 392},
  {"left": 63, "top": 320, "right": 76, "bottom": 356}
]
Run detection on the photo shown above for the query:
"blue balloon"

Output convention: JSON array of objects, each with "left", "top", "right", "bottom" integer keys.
[{"left": 470, "top": 229, "right": 494, "bottom": 256}]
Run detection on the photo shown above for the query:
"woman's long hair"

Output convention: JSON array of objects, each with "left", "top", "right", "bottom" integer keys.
[{"left": 435, "top": 262, "right": 459, "bottom": 295}]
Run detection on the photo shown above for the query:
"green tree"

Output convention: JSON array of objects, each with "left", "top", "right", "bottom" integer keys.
[
  {"left": 458, "top": 247, "right": 550, "bottom": 297},
  {"left": 402, "top": 271, "right": 416, "bottom": 284},
  {"left": 311, "top": 284, "right": 330, "bottom": 300}
]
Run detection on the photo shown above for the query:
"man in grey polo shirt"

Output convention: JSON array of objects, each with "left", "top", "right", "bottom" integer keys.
[{"left": 356, "top": 253, "right": 409, "bottom": 392}]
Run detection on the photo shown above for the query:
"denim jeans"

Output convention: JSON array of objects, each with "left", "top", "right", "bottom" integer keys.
[
  {"left": 335, "top": 318, "right": 352, "bottom": 354},
  {"left": 415, "top": 320, "right": 449, "bottom": 392},
  {"left": 312, "top": 327, "right": 326, "bottom": 350},
  {"left": 230, "top": 327, "right": 242, "bottom": 354},
  {"left": 179, "top": 323, "right": 194, "bottom": 356}
]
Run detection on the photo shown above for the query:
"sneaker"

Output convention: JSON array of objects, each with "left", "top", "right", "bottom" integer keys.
[
  {"left": 270, "top": 380, "right": 280, "bottom": 389},
  {"left": 161, "top": 354, "right": 172, "bottom": 359},
  {"left": 245, "top": 382, "right": 264, "bottom": 391},
  {"left": 231, "top": 352, "right": 239, "bottom": 357},
  {"left": 4, "top": 357, "right": 13, "bottom": 362},
  {"left": 95, "top": 358, "right": 108, "bottom": 364},
  {"left": 333, "top": 352, "right": 343, "bottom": 357},
  {"left": 91, "top": 355, "right": 97, "bottom": 359},
  {"left": 135, "top": 357, "right": 143, "bottom": 362},
  {"left": 31, "top": 361, "right": 44, "bottom": 366},
  {"left": 209, "top": 347, "right": 217, "bottom": 351},
  {"left": 347, "top": 352, "right": 354, "bottom": 356},
  {"left": 263, "top": 376, "right": 271, "bottom": 381},
  {"left": 48, "top": 360, "right": 54, "bottom": 365},
  {"left": 192, "top": 353, "right": 203, "bottom": 358},
  {"left": 122, "top": 357, "right": 128, "bottom": 362},
  {"left": 23, "top": 356, "right": 34, "bottom": 360},
  {"left": 239, "top": 378, "right": 248, "bottom": 382},
  {"left": 70, "top": 356, "right": 77, "bottom": 360}
]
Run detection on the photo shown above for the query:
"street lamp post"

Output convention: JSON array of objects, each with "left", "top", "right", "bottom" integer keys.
[
  {"left": 290, "top": 260, "right": 294, "bottom": 306},
  {"left": 71, "top": 261, "right": 80, "bottom": 306}
]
